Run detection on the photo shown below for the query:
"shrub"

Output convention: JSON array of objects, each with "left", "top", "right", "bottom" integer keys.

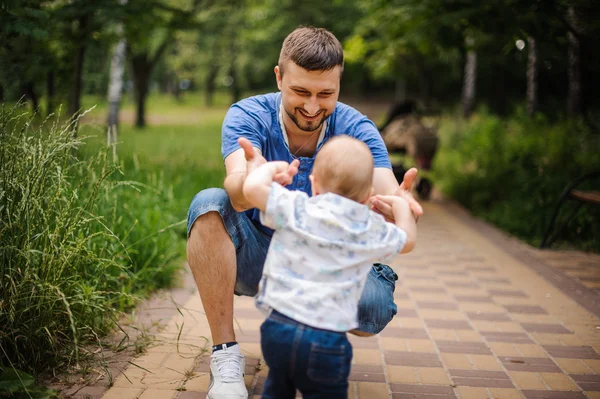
[
  {"left": 432, "top": 107, "right": 600, "bottom": 252},
  {"left": 0, "top": 104, "right": 181, "bottom": 376}
]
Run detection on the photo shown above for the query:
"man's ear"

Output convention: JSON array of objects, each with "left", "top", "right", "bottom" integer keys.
[{"left": 274, "top": 65, "right": 282, "bottom": 91}]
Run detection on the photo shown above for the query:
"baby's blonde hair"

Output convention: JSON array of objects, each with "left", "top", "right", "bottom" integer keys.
[{"left": 313, "top": 135, "right": 374, "bottom": 202}]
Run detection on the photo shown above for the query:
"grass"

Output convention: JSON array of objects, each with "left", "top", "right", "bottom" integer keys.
[{"left": 0, "top": 94, "right": 229, "bottom": 385}]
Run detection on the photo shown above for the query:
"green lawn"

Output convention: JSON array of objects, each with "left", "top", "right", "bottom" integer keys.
[{"left": 81, "top": 93, "right": 230, "bottom": 226}]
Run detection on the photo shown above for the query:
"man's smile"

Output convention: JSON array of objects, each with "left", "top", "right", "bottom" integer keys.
[{"left": 297, "top": 109, "right": 323, "bottom": 120}]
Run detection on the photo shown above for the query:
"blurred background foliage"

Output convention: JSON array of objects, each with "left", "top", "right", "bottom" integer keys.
[{"left": 1, "top": 0, "right": 599, "bottom": 385}]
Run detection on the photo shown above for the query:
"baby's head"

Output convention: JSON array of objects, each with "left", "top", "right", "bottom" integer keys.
[{"left": 310, "top": 135, "right": 374, "bottom": 203}]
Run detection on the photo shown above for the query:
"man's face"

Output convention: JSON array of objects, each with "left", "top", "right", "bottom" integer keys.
[{"left": 275, "top": 61, "right": 341, "bottom": 133}]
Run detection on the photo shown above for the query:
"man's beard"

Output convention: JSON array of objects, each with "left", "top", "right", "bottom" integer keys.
[{"left": 285, "top": 107, "right": 327, "bottom": 132}]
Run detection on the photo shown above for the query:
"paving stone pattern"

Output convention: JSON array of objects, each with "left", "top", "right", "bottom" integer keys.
[{"left": 94, "top": 201, "right": 600, "bottom": 399}]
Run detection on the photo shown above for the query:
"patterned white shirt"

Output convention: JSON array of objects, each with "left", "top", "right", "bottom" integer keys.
[{"left": 255, "top": 183, "right": 407, "bottom": 332}]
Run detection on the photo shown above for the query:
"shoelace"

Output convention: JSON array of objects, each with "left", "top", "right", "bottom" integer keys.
[{"left": 212, "top": 353, "right": 244, "bottom": 383}]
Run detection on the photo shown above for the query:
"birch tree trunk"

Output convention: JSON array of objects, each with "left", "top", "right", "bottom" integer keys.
[
  {"left": 107, "top": 0, "right": 128, "bottom": 135},
  {"left": 461, "top": 36, "right": 477, "bottom": 118},
  {"left": 527, "top": 36, "right": 538, "bottom": 116},
  {"left": 567, "top": 7, "right": 582, "bottom": 116}
]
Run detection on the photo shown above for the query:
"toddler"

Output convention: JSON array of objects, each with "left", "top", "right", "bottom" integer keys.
[{"left": 242, "top": 135, "right": 417, "bottom": 399}]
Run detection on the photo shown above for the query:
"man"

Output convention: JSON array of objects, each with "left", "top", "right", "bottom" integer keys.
[{"left": 186, "top": 26, "right": 423, "bottom": 399}]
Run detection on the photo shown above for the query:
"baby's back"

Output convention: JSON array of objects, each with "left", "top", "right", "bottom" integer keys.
[{"left": 257, "top": 188, "right": 406, "bottom": 332}]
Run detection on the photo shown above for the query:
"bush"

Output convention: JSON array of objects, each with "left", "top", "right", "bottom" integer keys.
[
  {"left": 0, "top": 104, "right": 182, "bottom": 377},
  {"left": 432, "top": 107, "right": 600, "bottom": 252}
]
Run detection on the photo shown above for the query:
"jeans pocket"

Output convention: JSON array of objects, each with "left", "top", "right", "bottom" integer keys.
[
  {"left": 306, "top": 341, "right": 350, "bottom": 384},
  {"left": 373, "top": 263, "right": 398, "bottom": 291}
]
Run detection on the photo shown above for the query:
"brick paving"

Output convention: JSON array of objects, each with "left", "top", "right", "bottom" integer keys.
[{"left": 88, "top": 200, "right": 600, "bottom": 399}]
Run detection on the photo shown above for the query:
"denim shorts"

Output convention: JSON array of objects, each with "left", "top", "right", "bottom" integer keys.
[
  {"left": 187, "top": 188, "right": 398, "bottom": 334},
  {"left": 260, "top": 310, "right": 352, "bottom": 399}
]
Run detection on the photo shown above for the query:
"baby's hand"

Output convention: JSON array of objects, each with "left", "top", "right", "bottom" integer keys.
[
  {"left": 273, "top": 159, "right": 300, "bottom": 186},
  {"left": 370, "top": 195, "right": 413, "bottom": 223}
]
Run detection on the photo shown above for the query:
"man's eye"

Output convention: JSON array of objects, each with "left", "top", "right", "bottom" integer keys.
[
  {"left": 294, "top": 90, "right": 309, "bottom": 95},
  {"left": 318, "top": 93, "right": 332, "bottom": 98}
]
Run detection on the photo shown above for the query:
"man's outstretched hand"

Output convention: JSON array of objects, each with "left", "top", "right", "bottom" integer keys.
[
  {"left": 238, "top": 137, "right": 299, "bottom": 186},
  {"left": 370, "top": 167, "right": 424, "bottom": 223}
]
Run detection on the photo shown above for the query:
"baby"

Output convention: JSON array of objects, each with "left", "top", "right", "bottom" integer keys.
[{"left": 242, "top": 135, "right": 417, "bottom": 399}]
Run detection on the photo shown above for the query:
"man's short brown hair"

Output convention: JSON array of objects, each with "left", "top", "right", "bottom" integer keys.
[{"left": 278, "top": 26, "right": 344, "bottom": 76}]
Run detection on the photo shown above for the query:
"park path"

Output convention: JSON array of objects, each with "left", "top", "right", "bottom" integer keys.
[{"left": 83, "top": 199, "right": 600, "bottom": 399}]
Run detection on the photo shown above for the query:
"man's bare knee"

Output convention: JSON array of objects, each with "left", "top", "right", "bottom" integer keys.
[{"left": 189, "top": 211, "right": 228, "bottom": 240}]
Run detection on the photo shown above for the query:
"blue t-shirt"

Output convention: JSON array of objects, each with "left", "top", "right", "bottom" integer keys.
[{"left": 221, "top": 92, "right": 391, "bottom": 236}]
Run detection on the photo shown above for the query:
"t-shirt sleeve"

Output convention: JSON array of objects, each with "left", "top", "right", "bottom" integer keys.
[
  {"left": 221, "top": 102, "right": 266, "bottom": 160},
  {"left": 334, "top": 104, "right": 391, "bottom": 169},
  {"left": 260, "top": 183, "right": 304, "bottom": 231}
]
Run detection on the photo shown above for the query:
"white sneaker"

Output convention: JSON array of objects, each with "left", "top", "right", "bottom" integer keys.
[{"left": 207, "top": 344, "right": 248, "bottom": 399}]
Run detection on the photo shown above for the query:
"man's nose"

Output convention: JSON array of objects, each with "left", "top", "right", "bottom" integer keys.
[{"left": 304, "top": 97, "right": 319, "bottom": 115}]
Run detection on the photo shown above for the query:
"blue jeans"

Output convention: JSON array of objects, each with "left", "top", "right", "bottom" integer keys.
[
  {"left": 260, "top": 311, "right": 352, "bottom": 399},
  {"left": 187, "top": 188, "right": 398, "bottom": 334}
]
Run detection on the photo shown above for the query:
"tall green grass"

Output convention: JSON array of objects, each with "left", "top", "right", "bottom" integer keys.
[
  {"left": 432, "top": 107, "right": 600, "bottom": 252},
  {"left": 0, "top": 105, "right": 132, "bottom": 374},
  {"left": 0, "top": 99, "right": 227, "bottom": 378}
]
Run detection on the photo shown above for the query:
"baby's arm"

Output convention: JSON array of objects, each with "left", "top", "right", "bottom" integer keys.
[
  {"left": 243, "top": 161, "right": 295, "bottom": 213},
  {"left": 373, "top": 195, "right": 417, "bottom": 253}
]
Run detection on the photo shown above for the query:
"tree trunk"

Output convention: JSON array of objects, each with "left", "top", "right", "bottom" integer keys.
[
  {"left": 69, "top": 42, "right": 85, "bottom": 117},
  {"left": 107, "top": 3, "right": 127, "bottom": 132},
  {"left": 69, "top": 16, "right": 90, "bottom": 117},
  {"left": 0, "top": 85, "right": 4, "bottom": 102},
  {"left": 205, "top": 63, "right": 219, "bottom": 107},
  {"left": 129, "top": 33, "right": 173, "bottom": 127},
  {"left": 527, "top": 36, "right": 538, "bottom": 116},
  {"left": 23, "top": 82, "right": 39, "bottom": 113},
  {"left": 394, "top": 78, "right": 406, "bottom": 103},
  {"left": 132, "top": 56, "right": 150, "bottom": 128},
  {"left": 46, "top": 70, "right": 55, "bottom": 116},
  {"left": 567, "top": 7, "right": 582, "bottom": 117},
  {"left": 461, "top": 36, "right": 477, "bottom": 118},
  {"left": 69, "top": 14, "right": 92, "bottom": 132}
]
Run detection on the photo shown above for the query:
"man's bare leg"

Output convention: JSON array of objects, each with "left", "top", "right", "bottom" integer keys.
[{"left": 186, "top": 211, "right": 236, "bottom": 345}]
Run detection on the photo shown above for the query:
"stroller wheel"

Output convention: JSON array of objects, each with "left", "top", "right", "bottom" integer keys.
[{"left": 416, "top": 178, "right": 432, "bottom": 200}]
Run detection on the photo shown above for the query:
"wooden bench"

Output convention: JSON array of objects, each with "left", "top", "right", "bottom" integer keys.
[{"left": 540, "top": 172, "right": 600, "bottom": 248}]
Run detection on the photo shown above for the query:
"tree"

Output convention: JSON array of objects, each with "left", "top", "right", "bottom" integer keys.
[
  {"left": 526, "top": 36, "right": 537, "bottom": 116},
  {"left": 566, "top": 6, "right": 582, "bottom": 116},
  {"left": 107, "top": 0, "right": 128, "bottom": 131},
  {"left": 125, "top": 0, "right": 206, "bottom": 128},
  {"left": 0, "top": 0, "right": 53, "bottom": 113},
  {"left": 461, "top": 35, "right": 477, "bottom": 118}
]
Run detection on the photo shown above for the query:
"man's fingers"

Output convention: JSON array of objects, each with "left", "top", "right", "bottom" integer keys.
[
  {"left": 409, "top": 199, "right": 424, "bottom": 217},
  {"left": 400, "top": 167, "right": 418, "bottom": 191},
  {"left": 372, "top": 198, "right": 393, "bottom": 218},
  {"left": 237, "top": 137, "right": 255, "bottom": 161},
  {"left": 373, "top": 194, "right": 403, "bottom": 207}
]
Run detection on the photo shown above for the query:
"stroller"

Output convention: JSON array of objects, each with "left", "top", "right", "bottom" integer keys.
[{"left": 378, "top": 100, "right": 439, "bottom": 200}]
